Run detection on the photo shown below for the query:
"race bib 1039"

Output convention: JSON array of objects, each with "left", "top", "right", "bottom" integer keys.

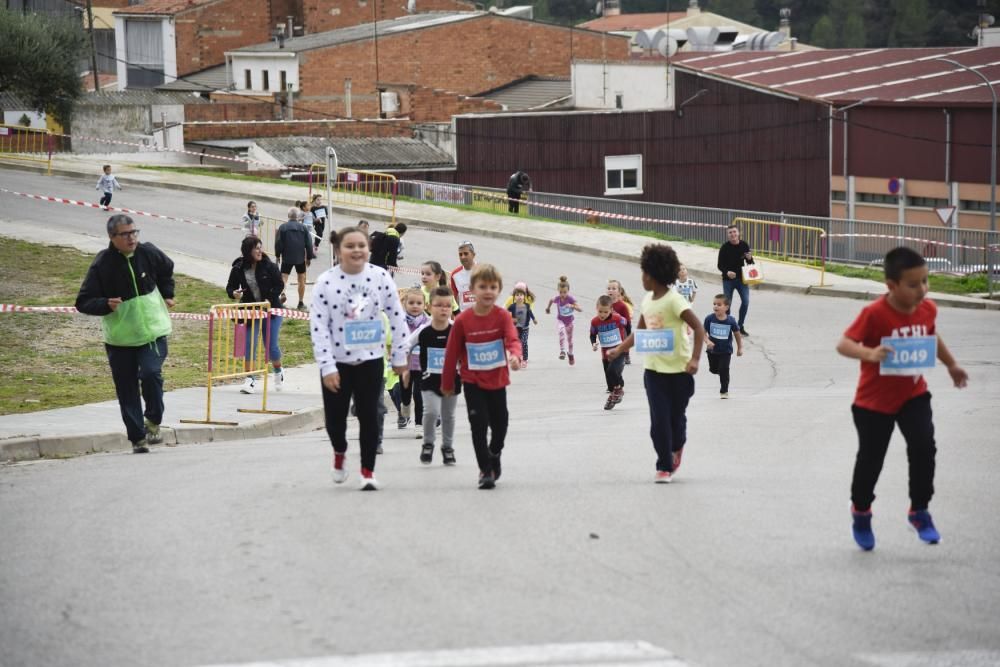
[{"left": 466, "top": 339, "right": 506, "bottom": 371}]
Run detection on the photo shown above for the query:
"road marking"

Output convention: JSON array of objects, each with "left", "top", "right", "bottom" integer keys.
[
  {"left": 197, "top": 641, "right": 691, "bottom": 666},
  {"left": 857, "top": 650, "right": 1000, "bottom": 667}
]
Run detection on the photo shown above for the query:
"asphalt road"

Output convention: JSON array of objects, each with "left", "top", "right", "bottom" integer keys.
[{"left": 2, "top": 170, "right": 999, "bottom": 667}]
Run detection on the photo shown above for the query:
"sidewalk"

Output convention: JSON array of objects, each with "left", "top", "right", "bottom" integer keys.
[{"left": 2, "top": 157, "right": 997, "bottom": 463}]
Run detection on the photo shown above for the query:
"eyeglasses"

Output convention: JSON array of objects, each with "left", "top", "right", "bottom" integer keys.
[{"left": 113, "top": 230, "right": 140, "bottom": 238}]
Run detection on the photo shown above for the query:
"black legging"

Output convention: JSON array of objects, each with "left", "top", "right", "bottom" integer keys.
[
  {"left": 321, "top": 358, "right": 383, "bottom": 471},
  {"left": 399, "top": 373, "right": 423, "bottom": 424},
  {"left": 463, "top": 383, "right": 509, "bottom": 473}
]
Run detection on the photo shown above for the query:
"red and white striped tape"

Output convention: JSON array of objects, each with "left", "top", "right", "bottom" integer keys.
[
  {"left": 0, "top": 187, "right": 241, "bottom": 231},
  {"left": 0, "top": 303, "right": 311, "bottom": 321},
  {"left": 826, "top": 233, "right": 988, "bottom": 252}
]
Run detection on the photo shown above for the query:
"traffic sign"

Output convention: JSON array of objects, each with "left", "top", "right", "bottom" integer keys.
[{"left": 935, "top": 206, "right": 957, "bottom": 227}]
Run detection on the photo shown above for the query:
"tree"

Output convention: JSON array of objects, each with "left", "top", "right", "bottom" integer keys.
[
  {"left": 0, "top": 10, "right": 86, "bottom": 128},
  {"left": 810, "top": 14, "right": 837, "bottom": 47},
  {"left": 708, "top": 0, "right": 761, "bottom": 25},
  {"left": 842, "top": 13, "right": 867, "bottom": 46},
  {"left": 888, "top": 0, "right": 929, "bottom": 47}
]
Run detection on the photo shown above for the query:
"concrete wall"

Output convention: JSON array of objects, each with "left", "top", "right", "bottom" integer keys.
[
  {"left": 572, "top": 60, "right": 673, "bottom": 110},
  {"left": 71, "top": 104, "right": 184, "bottom": 153},
  {"left": 230, "top": 53, "right": 300, "bottom": 93}
]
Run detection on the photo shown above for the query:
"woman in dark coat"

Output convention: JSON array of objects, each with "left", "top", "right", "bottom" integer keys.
[{"left": 227, "top": 235, "right": 287, "bottom": 393}]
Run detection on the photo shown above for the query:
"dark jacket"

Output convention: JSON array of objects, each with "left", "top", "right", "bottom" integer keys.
[
  {"left": 76, "top": 242, "right": 175, "bottom": 316},
  {"left": 275, "top": 219, "right": 315, "bottom": 266},
  {"left": 717, "top": 240, "right": 753, "bottom": 282},
  {"left": 369, "top": 227, "right": 402, "bottom": 268},
  {"left": 507, "top": 171, "right": 531, "bottom": 195},
  {"left": 226, "top": 255, "right": 285, "bottom": 309}
]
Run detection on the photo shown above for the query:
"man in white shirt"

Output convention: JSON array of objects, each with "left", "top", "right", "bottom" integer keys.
[{"left": 449, "top": 241, "right": 477, "bottom": 312}]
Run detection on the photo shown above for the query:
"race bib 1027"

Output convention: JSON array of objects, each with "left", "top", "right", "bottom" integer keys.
[{"left": 343, "top": 319, "right": 383, "bottom": 351}]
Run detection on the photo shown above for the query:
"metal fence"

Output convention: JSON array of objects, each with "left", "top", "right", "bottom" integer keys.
[{"left": 397, "top": 180, "right": 1000, "bottom": 280}]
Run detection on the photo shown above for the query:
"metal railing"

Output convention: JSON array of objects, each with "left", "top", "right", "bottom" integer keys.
[
  {"left": 309, "top": 163, "right": 397, "bottom": 223},
  {"left": 0, "top": 124, "right": 53, "bottom": 174},
  {"left": 733, "top": 217, "right": 827, "bottom": 286}
]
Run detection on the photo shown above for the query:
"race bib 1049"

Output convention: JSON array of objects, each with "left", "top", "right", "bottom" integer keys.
[
  {"left": 634, "top": 329, "right": 675, "bottom": 355},
  {"left": 343, "top": 319, "right": 383, "bottom": 351},
  {"left": 879, "top": 335, "right": 936, "bottom": 376},
  {"left": 466, "top": 339, "right": 506, "bottom": 371}
]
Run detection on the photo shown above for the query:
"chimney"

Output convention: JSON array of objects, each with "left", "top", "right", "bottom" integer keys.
[
  {"left": 687, "top": 0, "right": 700, "bottom": 16},
  {"left": 286, "top": 16, "right": 294, "bottom": 39},
  {"left": 778, "top": 7, "right": 792, "bottom": 40},
  {"left": 603, "top": 0, "right": 620, "bottom": 17}
]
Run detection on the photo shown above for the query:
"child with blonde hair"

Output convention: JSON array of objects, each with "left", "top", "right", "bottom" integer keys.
[
  {"left": 545, "top": 275, "right": 583, "bottom": 365},
  {"left": 507, "top": 285, "right": 538, "bottom": 368},
  {"left": 398, "top": 287, "right": 430, "bottom": 431},
  {"left": 607, "top": 278, "right": 634, "bottom": 365}
]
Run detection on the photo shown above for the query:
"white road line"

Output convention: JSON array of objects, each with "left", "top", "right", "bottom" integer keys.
[
  {"left": 196, "top": 641, "right": 692, "bottom": 667},
  {"left": 856, "top": 650, "right": 1000, "bottom": 667}
]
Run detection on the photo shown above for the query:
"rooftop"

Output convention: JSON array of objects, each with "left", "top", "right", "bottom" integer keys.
[
  {"left": 671, "top": 47, "right": 1000, "bottom": 106},
  {"left": 578, "top": 12, "right": 687, "bottom": 33},
  {"left": 75, "top": 91, "right": 209, "bottom": 106},
  {"left": 245, "top": 136, "right": 454, "bottom": 170},
  {"left": 477, "top": 77, "right": 572, "bottom": 111},
  {"left": 113, "top": 0, "right": 222, "bottom": 16},
  {"left": 156, "top": 65, "right": 230, "bottom": 93}
]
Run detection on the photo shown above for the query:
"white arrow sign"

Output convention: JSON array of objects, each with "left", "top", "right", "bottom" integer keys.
[{"left": 935, "top": 206, "right": 956, "bottom": 227}]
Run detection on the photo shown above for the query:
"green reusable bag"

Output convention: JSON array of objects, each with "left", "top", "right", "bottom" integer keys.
[{"left": 101, "top": 255, "right": 173, "bottom": 347}]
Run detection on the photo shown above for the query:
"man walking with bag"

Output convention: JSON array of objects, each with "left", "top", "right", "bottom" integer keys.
[
  {"left": 717, "top": 224, "right": 754, "bottom": 336},
  {"left": 76, "top": 215, "right": 176, "bottom": 453}
]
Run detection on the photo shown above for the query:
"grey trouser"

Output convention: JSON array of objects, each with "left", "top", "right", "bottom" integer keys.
[{"left": 421, "top": 389, "right": 457, "bottom": 450}]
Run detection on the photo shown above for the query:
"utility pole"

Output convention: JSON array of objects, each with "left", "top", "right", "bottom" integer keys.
[{"left": 86, "top": 0, "right": 100, "bottom": 93}]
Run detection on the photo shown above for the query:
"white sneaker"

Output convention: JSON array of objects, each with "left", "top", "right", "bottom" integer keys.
[
  {"left": 273, "top": 371, "right": 284, "bottom": 392},
  {"left": 331, "top": 454, "right": 349, "bottom": 484},
  {"left": 240, "top": 376, "right": 256, "bottom": 394},
  {"left": 359, "top": 473, "right": 380, "bottom": 491}
]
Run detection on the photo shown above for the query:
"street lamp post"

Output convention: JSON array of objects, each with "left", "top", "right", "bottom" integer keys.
[
  {"left": 833, "top": 97, "right": 877, "bottom": 262},
  {"left": 934, "top": 58, "right": 997, "bottom": 297}
]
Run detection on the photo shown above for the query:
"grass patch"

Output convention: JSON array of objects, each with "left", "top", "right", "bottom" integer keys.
[
  {"left": 0, "top": 237, "right": 314, "bottom": 415},
  {"left": 823, "top": 263, "right": 989, "bottom": 295}
]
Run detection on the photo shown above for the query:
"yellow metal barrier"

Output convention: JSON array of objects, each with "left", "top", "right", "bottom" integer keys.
[
  {"left": 180, "top": 302, "right": 291, "bottom": 426},
  {"left": 0, "top": 124, "right": 53, "bottom": 174},
  {"left": 732, "top": 217, "right": 827, "bottom": 287},
  {"left": 257, "top": 215, "right": 281, "bottom": 256},
  {"left": 469, "top": 189, "right": 528, "bottom": 216},
  {"left": 309, "top": 164, "right": 397, "bottom": 223}
]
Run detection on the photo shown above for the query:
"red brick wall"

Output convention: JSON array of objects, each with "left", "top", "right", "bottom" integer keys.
[
  {"left": 402, "top": 85, "right": 503, "bottom": 122},
  {"left": 183, "top": 119, "right": 411, "bottom": 141},
  {"left": 303, "top": 0, "right": 475, "bottom": 34},
  {"left": 297, "top": 16, "right": 628, "bottom": 119},
  {"left": 173, "top": 0, "right": 273, "bottom": 76}
]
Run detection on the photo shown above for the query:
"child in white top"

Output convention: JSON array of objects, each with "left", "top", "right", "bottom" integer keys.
[
  {"left": 674, "top": 264, "right": 698, "bottom": 304},
  {"left": 310, "top": 225, "right": 409, "bottom": 491},
  {"left": 96, "top": 164, "right": 122, "bottom": 209}
]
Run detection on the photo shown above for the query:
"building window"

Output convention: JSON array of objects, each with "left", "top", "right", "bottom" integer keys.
[
  {"left": 244, "top": 70, "right": 252, "bottom": 90},
  {"left": 605, "top": 154, "right": 642, "bottom": 195},
  {"left": 615, "top": 93, "right": 624, "bottom": 110},
  {"left": 262, "top": 70, "right": 270, "bottom": 91},
  {"left": 280, "top": 70, "right": 287, "bottom": 91},
  {"left": 960, "top": 199, "right": 992, "bottom": 213},
  {"left": 907, "top": 196, "right": 949, "bottom": 208},
  {"left": 857, "top": 192, "right": 898, "bottom": 206},
  {"left": 831, "top": 190, "right": 846, "bottom": 201},
  {"left": 124, "top": 19, "right": 164, "bottom": 88}
]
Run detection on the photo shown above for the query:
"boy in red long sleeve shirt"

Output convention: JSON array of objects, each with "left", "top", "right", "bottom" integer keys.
[{"left": 442, "top": 263, "right": 522, "bottom": 489}]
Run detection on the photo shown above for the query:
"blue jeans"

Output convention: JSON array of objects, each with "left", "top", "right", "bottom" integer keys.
[
  {"left": 105, "top": 337, "right": 168, "bottom": 444},
  {"left": 643, "top": 370, "right": 695, "bottom": 472},
  {"left": 244, "top": 315, "right": 283, "bottom": 365},
  {"left": 722, "top": 278, "right": 750, "bottom": 328}
]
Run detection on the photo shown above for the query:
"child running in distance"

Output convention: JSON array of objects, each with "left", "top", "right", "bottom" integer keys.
[
  {"left": 420, "top": 261, "right": 459, "bottom": 315},
  {"left": 399, "top": 288, "right": 430, "bottom": 432},
  {"left": 442, "top": 264, "right": 522, "bottom": 490},
  {"left": 704, "top": 294, "right": 743, "bottom": 398},
  {"left": 608, "top": 244, "right": 705, "bottom": 484},
  {"left": 607, "top": 279, "right": 634, "bottom": 365},
  {"left": 310, "top": 225, "right": 409, "bottom": 491},
  {"left": 503, "top": 282, "right": 536, "bottom": 308},
  {"left": 546, "top": 275, "right": 583, "bottom": 365},
  {"left": 675, "top": 264, "right": 698, "bottom": 304},
  {"left": 507, "top": 286, "right": 538, "bottom": 368},
  {"left": 410, "top": 286, "right": 462, "bottom": 465},
  {"left": 241, "top": 200, "right": 260, "bottom": 237},
  {"left": 96, "top": 164, "right": 122, "bottom": 209},
  {"left": 836, "top": 246, "right": 967, "bottom": 551},
  {"left": 590, "top": 295, "right": 629, "bottom": 410}
]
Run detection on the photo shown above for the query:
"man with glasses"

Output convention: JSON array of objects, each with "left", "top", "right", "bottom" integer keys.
[
  {"left": 76, "top": 215, "right": 176, "bottom": 453},
  {"left": 450, "top": 241, "right": 477, "bottom": 312}
]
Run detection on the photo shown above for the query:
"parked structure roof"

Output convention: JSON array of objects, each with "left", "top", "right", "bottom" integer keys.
[
  {"left": 113, "top": 0, "right": 221, "bottom": 16},
  {"left": 477, "top": 77, "right": 572, "bottom": 111},
  {"left": 231, "top": 13, "right": 482, "bottom": 54},
  {"left": 157, "top": 65, "right": 230, "bottom": 93},
  {"left": 578, "top": 12, "right": 686, "bottom": 33},
  {"left": 671, "top": 47, "right": 1000, "bottom": 106},
  {"left": 248, "top": 136, "right": 454, "bottom": 169},
  {"left": 75, "top": 91, "right": 209, "bottom": 106}
]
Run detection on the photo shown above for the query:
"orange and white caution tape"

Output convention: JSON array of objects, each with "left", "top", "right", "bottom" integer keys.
[{"left": 0, "top": 304, "right": 312, "bottom": 321}]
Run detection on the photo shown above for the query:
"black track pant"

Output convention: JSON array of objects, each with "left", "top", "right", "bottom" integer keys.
[
  {"left": 463, "top": 383, "right": 508, "bottom": 473},
  {"left": 321, "top": 358, "right": 383, "bottom": 471}
]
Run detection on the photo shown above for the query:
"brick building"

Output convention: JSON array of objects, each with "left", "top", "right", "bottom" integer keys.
[
  {"left": 302, "top": 0, "right": 475, "bottom": 34},
  {"left": 227, "top": 12, "right": 630, "bottom": 121}
]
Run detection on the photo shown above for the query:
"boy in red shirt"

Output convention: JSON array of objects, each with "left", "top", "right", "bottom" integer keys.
[
  {"left": 590, "top": 295, "right": 629, "bottom": 410},
  {"left": 836, "top": 247, "right": 968, "bottom": 551},
  {"left": 442, "top": 263, "right": 523, "bottom": 489}
]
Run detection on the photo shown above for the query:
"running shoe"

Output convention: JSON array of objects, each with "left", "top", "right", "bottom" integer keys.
[
  {"left": 478, "top": 470, "right": 495, "bottom": 490},
  {"left": 852, "top": 507, "right": 875, "bottom": 551},
  {"left": 568, "top": 354, "right": 575, "bottom": 366},
  {"left": 420, "top": 443, "right": 434, "bottom": 464},
  {"left": 624, "top": 353, "right": 632, "bottom": 365},
  {"left": 604, "top": 395, "right": 616, "bottom": 410},
  {"left": 414, "top": 432, "right": 423, "bottom": 439},
  {"left": 720, "top": 392, "right": 729, "bottom": 399},
  {"left": 612, "top": 387, "right": 624, "bottom": 404},
  {"left": 144, "top": 418, "right": 163, "bottom": 445},
  {"left": 360, "top": 468, "right": 380, "bottom": 491},
  {"left": 376, "top": 444, "right": 383, "bottom": 455},
  {"left": 491, "top": 452, "right": 502, "bottom": 481},
  {"left": 240, "top": 376, "right": 256, "bottom": 394},
  {"left": 132, "top": 439, "right": 149, "bottom": 454},
  {"left": 672, "top": 448, "right": 684, "bottom": 473},
  {"left": 740, "top": 327, "right": 749, "bottom": 337},
  {"left": 397, "top": 415, "right": 410, "bottom": 429},
  {"left": 331, "top": 452, "right": 348, "bottom": 484},
  {"left": 908, "top": 509, "right": 940, "bottom": 544},
  {"left": 442, "top": 448, "right": 456, "bottom": 466},
  {"left": 654, "top": 470, "right": 672, "bottom": 484},
  {"left": 559, "top": 351, "right": 566, "bottom": 360},
  {"left": 273, "top": 371, "right": 284, "bottom": 392}
]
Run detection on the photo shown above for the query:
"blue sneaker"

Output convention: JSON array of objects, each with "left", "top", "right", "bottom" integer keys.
[
  {"left": 908, "top": 509, "right": 940, "bottom": 544},
  {"left": 852, "top": 507, "right": 875, "bottom": 551}
]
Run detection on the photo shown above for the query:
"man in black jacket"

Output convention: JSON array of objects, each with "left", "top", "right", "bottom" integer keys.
[
  {"left": 506, "top": 170, "right": 531, "bottom": 213},
  {"left": 717, "top": 224, "right": 754, "bottom": 336},
  {"left": 275, "top": 206, "right": 316, "bottom": 310},
  {"left": 75, "top": 215, "right": 175, "bottom": 453}
]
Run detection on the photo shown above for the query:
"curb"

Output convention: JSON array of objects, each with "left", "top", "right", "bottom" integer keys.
[{"left": 1, "top": 407, "right": 325, "bottom": 464}]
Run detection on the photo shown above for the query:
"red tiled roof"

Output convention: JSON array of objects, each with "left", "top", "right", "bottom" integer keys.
[
  {"left": 671, "top": 47, "right": 1000, "bottom": 107},
  {"left": 113, "top": 0, "right": 219, "bottom": 16},
  {"left": 579, "top": 12, "right": 687, "bottom": 33}
]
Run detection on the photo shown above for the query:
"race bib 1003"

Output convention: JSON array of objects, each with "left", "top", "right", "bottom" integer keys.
[
  {"left": 634, "top": 329, "right": 675, "bottom": 355},
  {"left": 466, "top": 339, "right": 506, "bottom": 371},
  {"left": 426, "top": 347, "right": 445, "bottom": 374},
  {"left": 879, "top": 335, "right": 936, "bottom": 376},
  {"left": 597, "top": 328, "right": 622, "bottom": 348},
  {"left": 343, "top": 319, "right": 383, "bottom": 351}
]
